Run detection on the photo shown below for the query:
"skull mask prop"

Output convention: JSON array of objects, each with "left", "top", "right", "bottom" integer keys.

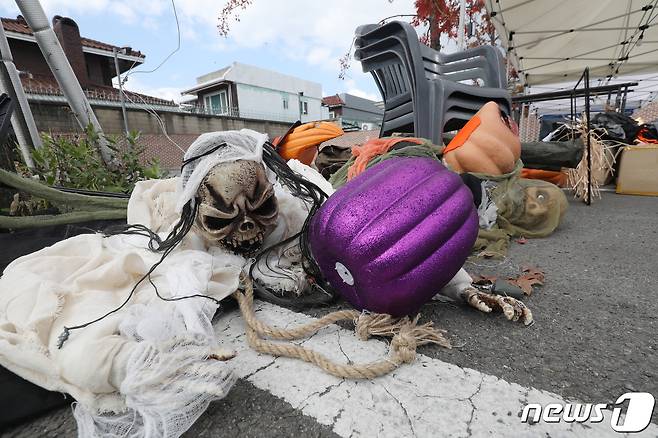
[{"left": 195, "top": 160, "right": 278, "bottom": 254}]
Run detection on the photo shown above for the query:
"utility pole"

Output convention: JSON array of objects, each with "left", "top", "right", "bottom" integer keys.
[
  {"left": 113, "top": 47, "right": 129, "bottom": 136},
  {"left": 0, "top": 23, "right": 40, "bottom": 169},
  {"left": 458, "top": 0, "right": 466, "bottom": 50}
]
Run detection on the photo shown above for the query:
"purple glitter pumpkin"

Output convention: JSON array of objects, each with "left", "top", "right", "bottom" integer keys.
[{"left": 309, "top": 157, "right": 478, "bottom": 316}]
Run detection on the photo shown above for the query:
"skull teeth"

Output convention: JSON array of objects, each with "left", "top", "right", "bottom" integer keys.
[{"left": 220, "top": 234, "right": 265, "bottom": 253}]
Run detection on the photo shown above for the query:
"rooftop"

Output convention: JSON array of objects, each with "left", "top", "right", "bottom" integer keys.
[
  {"left": 21, "top": 74, "right": 177, "bottom": 108},
  {"left": 321, "top": 94, "right": 344, "bottom": 108},
  {"left": 1, "top": 15, "right": 144, "bottom": 60},
  {"left": 182, "top": 62, "right": 323, "bottom": 97}
]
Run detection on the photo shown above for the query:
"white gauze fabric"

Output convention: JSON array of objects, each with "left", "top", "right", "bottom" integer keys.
[
  {"left": 0, "top": 177, "right": 239, "bottom": 438},
  {"left": 0, "top": 131, "right": 334, "bottom": 438},
  {"left": 477, "top": 180, "right": 499, "bottom": 230},
  {"left": 177, "top": 129, "right": 270, "bottom": 212}
]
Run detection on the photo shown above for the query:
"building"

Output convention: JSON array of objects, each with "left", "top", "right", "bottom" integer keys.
[
  {"left": 1, "top": 15, "right": 176, "bottom": 110},
  {"left": 181, "top": 62, "right": 328, "bottom": 123},
  {"left": 321, "top": 93, "right": 383, "bottom": 130}
]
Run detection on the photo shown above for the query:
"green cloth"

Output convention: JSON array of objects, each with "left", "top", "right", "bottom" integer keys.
[
  {"left": 470, "top": 161, "right": 568, "bottom": 257},
  {"left": 329, "top": 140, "right": 442, "bottom": 188}
]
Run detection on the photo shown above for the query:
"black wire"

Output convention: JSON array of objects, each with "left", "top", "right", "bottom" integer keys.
[
  {"left": 147, "top": 275, "right": 221, "bottom": 306},
  {"left": 58, "top": 200, "right": 205, "bottom": 348},
  {"left": 104, "top": 199, "right": 198, "bottom": 252},
  {"left": 180, "top": 143, "right": 228, "bottom": 170},
  {"left": 249, "top": 142, "right": 336, "bottom": 306},
  {"left": 58, "top": 140, "right": 338, "bottom": 347}
]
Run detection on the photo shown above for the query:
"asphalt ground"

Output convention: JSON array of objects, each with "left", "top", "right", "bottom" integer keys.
[{"left": 2, "top": 191, "right": 657, "bottom": 437}]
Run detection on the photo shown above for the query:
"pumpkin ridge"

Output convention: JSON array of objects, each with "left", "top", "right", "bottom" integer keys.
[
  {"left": 397, "top": 214, "right": 477, "bottom": 293},
  {"left": 320, "top": 160, "right": 400, "bottom": 236},
  {"left": 352, "top": 169, "right": 465, "bottom": 263},
  {"left": 365, "top": 185, "right": 473, "bottom": 277},
  {"left": 348, "top": 168, "right": 438, "bottom": 248}
]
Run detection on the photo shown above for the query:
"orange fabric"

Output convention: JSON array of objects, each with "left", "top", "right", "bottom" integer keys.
[
  {"left": 347, "top": 137, "right": 423, "bottom": 181},
  {"left": 444, "top": 115, "right": 481, "bottom": 154},
  {"left": 521, "top": 168, "right": 568, "bottom": 187},
  {"left": 636, "top": 127, "right": 658, "bottom": 144}
]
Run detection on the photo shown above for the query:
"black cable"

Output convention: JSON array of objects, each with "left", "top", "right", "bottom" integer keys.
[
  {"left": 180, "top": 143, "right": 228, "bottom": 170},
  {"left": 58, "top": 200, "right": 203, "bottom": 348},
  {"left": 58, "top": 138, "right": 338, "bottom": 347},
  {"left": 249, "top": 142, "right": 336, "bottom": 306}
]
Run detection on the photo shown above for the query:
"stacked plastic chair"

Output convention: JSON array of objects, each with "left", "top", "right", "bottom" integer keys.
[{"left": 354, "top": 21, "right": 511, "bottom": 144}]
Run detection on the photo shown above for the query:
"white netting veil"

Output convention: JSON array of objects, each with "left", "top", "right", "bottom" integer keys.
[{"left": 177, "top": 129, "right": 271, "bottom": 212}]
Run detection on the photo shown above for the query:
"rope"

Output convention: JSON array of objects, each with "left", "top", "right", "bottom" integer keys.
[{"left": 233, "top": 273, "right": 451, "bottom": 379}]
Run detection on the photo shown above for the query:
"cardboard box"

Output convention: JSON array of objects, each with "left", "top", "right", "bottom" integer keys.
[{"left": 616, "top": 145, "right": 658, "bottom": 196}]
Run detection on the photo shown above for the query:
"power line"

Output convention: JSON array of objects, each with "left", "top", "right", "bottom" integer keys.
[{"left": 122, "top": 0, "right": 181, "bottom": 82}]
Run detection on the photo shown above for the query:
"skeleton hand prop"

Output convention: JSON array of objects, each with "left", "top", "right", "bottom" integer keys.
[
  {"left": 461, "top": 287, "right": 533, "bottom": 326},
  {"left": 208, "top": 349, "right": 237, "bottom": 361}
]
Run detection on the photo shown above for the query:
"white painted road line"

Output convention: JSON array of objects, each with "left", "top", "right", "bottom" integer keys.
[{"left": 214, "top": 303, "right": 658, "bottom": 437}]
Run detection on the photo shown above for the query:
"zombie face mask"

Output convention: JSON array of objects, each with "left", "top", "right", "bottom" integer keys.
[
  {"left": 498, "top": 177, "right": 568, "bottom": 236},
  {"left": 194, "top": 160, "right": 278, "bottom": 254},
  {"left": 519, "top": 183, "right": 568, "bottom": 230}
]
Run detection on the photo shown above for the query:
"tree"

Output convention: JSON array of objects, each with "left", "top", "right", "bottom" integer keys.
[
  {"left": 411, "top": 0, "right": 497, "bottom": 50},
  {"left": 217, "top": 0, "right": 254, "bottom": 37},
  {"left": 216, "top": 0, "right": 516, "bottom": 82}
]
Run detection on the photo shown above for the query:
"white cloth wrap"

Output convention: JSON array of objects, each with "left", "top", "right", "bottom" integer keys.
[
  {"left": 0, "top": 145, "right": 334, "bottom": 437},
  {"left": 177, "top": 129, "right": 270, "bottom": 212}
]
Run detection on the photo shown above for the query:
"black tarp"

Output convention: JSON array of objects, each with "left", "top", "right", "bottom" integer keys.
[{"left": 520, "top": 138, "right": 584, "bottom": 171}]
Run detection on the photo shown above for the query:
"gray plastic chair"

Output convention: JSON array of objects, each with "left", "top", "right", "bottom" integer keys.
[{"left": 354, "top": 21, "right": 511, "bottom": 143}]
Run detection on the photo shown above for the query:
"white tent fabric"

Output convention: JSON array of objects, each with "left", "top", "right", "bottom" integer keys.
[{"left": 486, "top": 0, "right": 658, "bottom": 86}]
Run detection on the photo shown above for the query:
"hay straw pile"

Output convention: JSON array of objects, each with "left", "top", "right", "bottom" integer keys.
[{"left": 566, "top": 121, "right": 622, "bottom": 203}]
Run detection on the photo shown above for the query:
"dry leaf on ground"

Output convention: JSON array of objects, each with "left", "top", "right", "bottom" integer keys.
[{"left": 507, "top": 266, "right": 545, "bottom": 295}]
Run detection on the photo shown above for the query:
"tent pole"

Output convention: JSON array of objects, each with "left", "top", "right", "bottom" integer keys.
[{"left": 585, "top": 68, "right": 591, "bottom": 206}]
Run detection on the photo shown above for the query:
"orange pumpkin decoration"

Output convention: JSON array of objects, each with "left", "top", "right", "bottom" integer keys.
[
  {"left": 443, "top": 101, "right": 521, "bottom": 175},
  {"left": 273, "top": 121, "right": 344, "bottom": 165}
]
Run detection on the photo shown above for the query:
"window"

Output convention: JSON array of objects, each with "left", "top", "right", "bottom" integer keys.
[
  {"left": 283, "top": 97, "right": 289, "bottom": 110},
  {"left": 301, "top": 101, "right": 308, "bottom": 115},
  {"left": 329, "top": 111, "right": 335, "bottom": 119},
  {"left": 205, "top": 90, "right": 229, "bottom": 115}
]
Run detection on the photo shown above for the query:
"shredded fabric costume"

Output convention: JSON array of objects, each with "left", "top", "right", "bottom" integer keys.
[{"left": 0, "top": 129, "right": 333, "bottom": 437}]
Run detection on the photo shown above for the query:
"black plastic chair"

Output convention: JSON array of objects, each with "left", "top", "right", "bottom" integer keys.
[{"left": 354, "top": 21, "right": 511, "bottom": 143}]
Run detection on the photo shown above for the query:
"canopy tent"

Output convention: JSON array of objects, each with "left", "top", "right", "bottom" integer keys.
[{"left": 486, "top": 0, "right": 658, "bottom": 87}]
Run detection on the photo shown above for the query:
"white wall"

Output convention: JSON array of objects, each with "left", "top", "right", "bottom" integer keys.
[
  {"left": 236, "top": 83, "right": 323, "bottom": 123},
  {"left": 226, "top": 62, "right": 322, "bottom": 98},
  {"left": 190, "top": 62, "right": 327, "bottom": 123}
]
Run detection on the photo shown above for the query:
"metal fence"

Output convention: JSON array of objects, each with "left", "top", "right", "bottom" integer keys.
[{"left": 180, "top": 104, "right": 298, "bottom": 123}]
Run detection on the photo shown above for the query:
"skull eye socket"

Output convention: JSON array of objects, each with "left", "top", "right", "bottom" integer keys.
[
  {"left": 204, "top": 182, "right": 235, "bottom": 214},
  {"left": 203, "top": 216, "right": 234, "bottom": 231},
  {"left": 252, "top": 195, "right": 277, "bottom": 217}
]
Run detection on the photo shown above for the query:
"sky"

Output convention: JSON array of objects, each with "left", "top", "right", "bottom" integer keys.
[{"left": 0, "top": 0, "right": 420, "bottom": 103}]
